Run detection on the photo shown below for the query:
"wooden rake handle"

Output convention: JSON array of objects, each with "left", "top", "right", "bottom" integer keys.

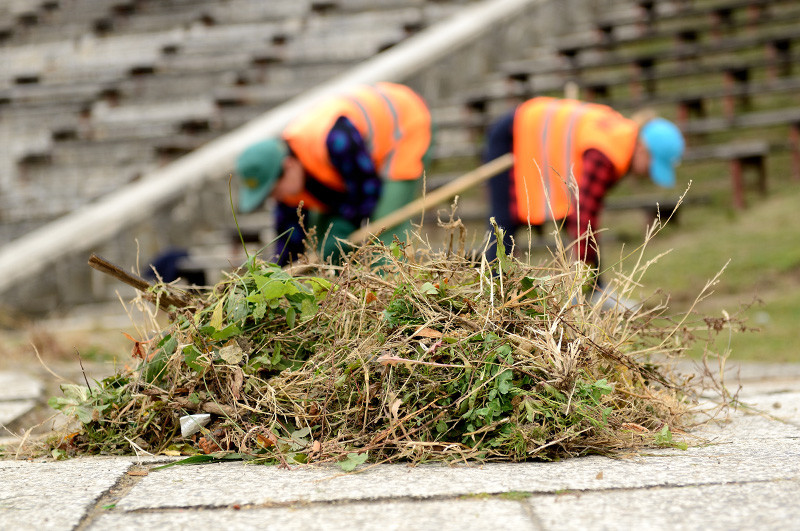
[{"left": 349, "top": 153, "right": 513, "bottom": 244}]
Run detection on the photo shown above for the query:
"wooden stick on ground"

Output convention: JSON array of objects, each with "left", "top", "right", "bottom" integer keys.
[
  {"left": 349, "top": 153, "right": 513, "bottom": 244},
  {"left": 88, "top": 253, "right": 192, "bottom": 311}
]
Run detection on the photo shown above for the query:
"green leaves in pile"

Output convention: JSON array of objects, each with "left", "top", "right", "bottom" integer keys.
[
  {"left": 654, "top": 425, "right": 688, "bottom": 450},
  {"left": 246, "top": 266, "right": 330, "bottom": 328},
  {"left": 199, "top": 264, "right": 331, "bottom": 334},
  {"left": 339, "top": 451, "right": 369, "bottom": 472},
  {"left": 383, "top": 284, "right": 424, "bottom": 327},
  {"left": 48, "top": 384, "right": 114, "bottom": 425},
  {"left": 415, "top": 334, "right": 619, "bottom": 459},
  {"left": 240, "top": 265, "right": 330, "bottom": 328},
  {"left": 174, "top": 264, "right": 333, "bottom": 374},
  {"left": 48, "top": 261, "right": 337, "bottom": 455},
  {"left": 141, "top": 334, "right": 177, "bottom": 384},
  {"left": 383, "top": 279, "right": 453, "bottom": 327},
  {"left": 48, "top": 373, "right": 134, "bottom": 454},
  {"left": 457, "top": 338, "right": 517, "bottom": 437}
]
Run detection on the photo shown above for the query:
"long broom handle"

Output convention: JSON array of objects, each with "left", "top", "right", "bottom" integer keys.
[{"left": 349, "top": 153, "right": 513, "bottom": 243}]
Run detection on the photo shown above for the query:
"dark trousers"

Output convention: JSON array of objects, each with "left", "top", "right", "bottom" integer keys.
[
  {"left": 483, "top": 109, "right": 520, "bottom": 262},
  {"left": 274, "top": 202, "right": 307, "bottom": 266}
]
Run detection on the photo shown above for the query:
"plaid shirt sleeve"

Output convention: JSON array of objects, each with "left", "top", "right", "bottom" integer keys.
[
  {"left": 564, "top": 148, "right": 620, "bottom": 269},
  {"left": 325, "top": 116, "right": 382, "bottom": 223}
]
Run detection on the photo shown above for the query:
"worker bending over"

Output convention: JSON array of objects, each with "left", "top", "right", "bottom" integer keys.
[
  {"left": 483, "top": 97, "right": 685, "bottom": 277},
  {"left": 236, "top": 82, "right": 433, "bottom": 265}
]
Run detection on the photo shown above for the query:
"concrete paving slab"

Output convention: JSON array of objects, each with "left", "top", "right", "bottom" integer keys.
[
  {"left": 0, "top": 372, "right": 43, "bottom": 401},
  {"left": 693, "top": 412, "right": 800, "bottom": 442},
  {"left": 738, "top": 391, "right": 800, "bottom": 424},
  {"left": 0, "top": 400, "right": 36, "bottom": 426},
  {"left": 690, "top": 392, "right": 800, "bottom": 441},
  {"left": 528, "top": 479, "right": 800, "bottom": 531},
  {"left": 115, "top": 430, "right": 800, "bottom": 511},
  {"left": 0, "top": 457, "right": 132, "bottom": 531},
  {"left": 89, "top": 498, "right": 535, "bottom": 531},
  {"left": 733, "top": 379, "right": 800, "bottom": 397}
]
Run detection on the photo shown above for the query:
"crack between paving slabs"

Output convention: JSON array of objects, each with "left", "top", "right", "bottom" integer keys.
[
  {"left": 522, "top": 477, "right": 800, "bottom": 500},
  {"left": 106, "top": 490, "right": 544, "bottom": 517},
  {"left": 81, "top": 476, "right": 799, "bottom": 519},
  {"left": 518, "top": 498, "right": 547, "bottom": 530},
  {"left": 62, "top": 452, "right": 799, "bottom": 531},
  {"left": 72, "top": 460, "right": 169, "bottom": 531}
]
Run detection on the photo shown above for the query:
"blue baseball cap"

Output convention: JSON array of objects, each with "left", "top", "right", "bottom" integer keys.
[
  {"left": 235, "top": 138, "right": 287, "bottom": 213},
  {"left": 640, "top": 118, "right": 685, "bottom": 188}
]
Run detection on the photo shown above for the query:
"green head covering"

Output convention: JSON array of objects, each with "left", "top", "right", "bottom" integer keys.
[{"left": 235, "top": 138, "right": 287, "bottom": 213}]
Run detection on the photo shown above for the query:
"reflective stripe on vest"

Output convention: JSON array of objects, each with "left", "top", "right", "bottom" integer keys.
[
  {"left": 280, "top": 82, "right": 431, "bottom": 211},
  {"left": 512, "top": 97, "right": 638, "bottom": 225}
]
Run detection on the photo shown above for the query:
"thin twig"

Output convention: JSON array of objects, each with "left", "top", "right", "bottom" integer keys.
[{"left": 75, "top": 348, "right": 91, "bottom": 389}]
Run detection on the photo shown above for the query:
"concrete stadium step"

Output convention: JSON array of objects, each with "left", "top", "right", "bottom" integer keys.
[
  {"left": 0, "top": 32, "right": 174, "bottom": 88},
  {"left": 556, "top": 0, "right": 800, "bottom": 61},
  {"left": 0, "top": 81, "right": 101, "bottom": 107},
  {"left": 87, "top": 97, "right": 221, "bottom": 140},
  {"left": 166, "top": 0, "right": 311, "bottom": 26}
]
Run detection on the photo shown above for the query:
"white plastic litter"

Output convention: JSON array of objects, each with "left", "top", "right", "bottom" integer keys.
[{"left": 180, "top": 413, "right": 211, "bottom": 438}]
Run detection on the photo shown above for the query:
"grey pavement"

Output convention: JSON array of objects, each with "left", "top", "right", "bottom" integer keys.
[
  {"left": 0, "top": 363, "right": 799, "bottom": 530},
  {"left": 0, "top": 371, "right": 43, "bottom": 431}
]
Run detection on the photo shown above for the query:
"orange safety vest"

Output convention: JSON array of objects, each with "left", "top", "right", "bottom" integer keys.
[
  {"left": 512, "top": 97, "right": 639, "bottom": 225},
  {"left": 279, "top": 82, "right": 431, "bottom": 212}
]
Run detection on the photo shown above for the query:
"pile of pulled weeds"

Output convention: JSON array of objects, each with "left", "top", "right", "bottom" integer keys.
[{"left": 44, "top": 224, "right": 733, "bottom": 466}]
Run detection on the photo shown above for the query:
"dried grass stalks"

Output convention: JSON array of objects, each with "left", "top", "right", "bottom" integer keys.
[{"left": 47, "top": 220, "right": 727, "bottom": 465}]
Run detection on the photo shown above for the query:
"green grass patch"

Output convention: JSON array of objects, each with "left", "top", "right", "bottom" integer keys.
[{"left": 603, "top": 160, "right": 800, "bottom": 361}]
